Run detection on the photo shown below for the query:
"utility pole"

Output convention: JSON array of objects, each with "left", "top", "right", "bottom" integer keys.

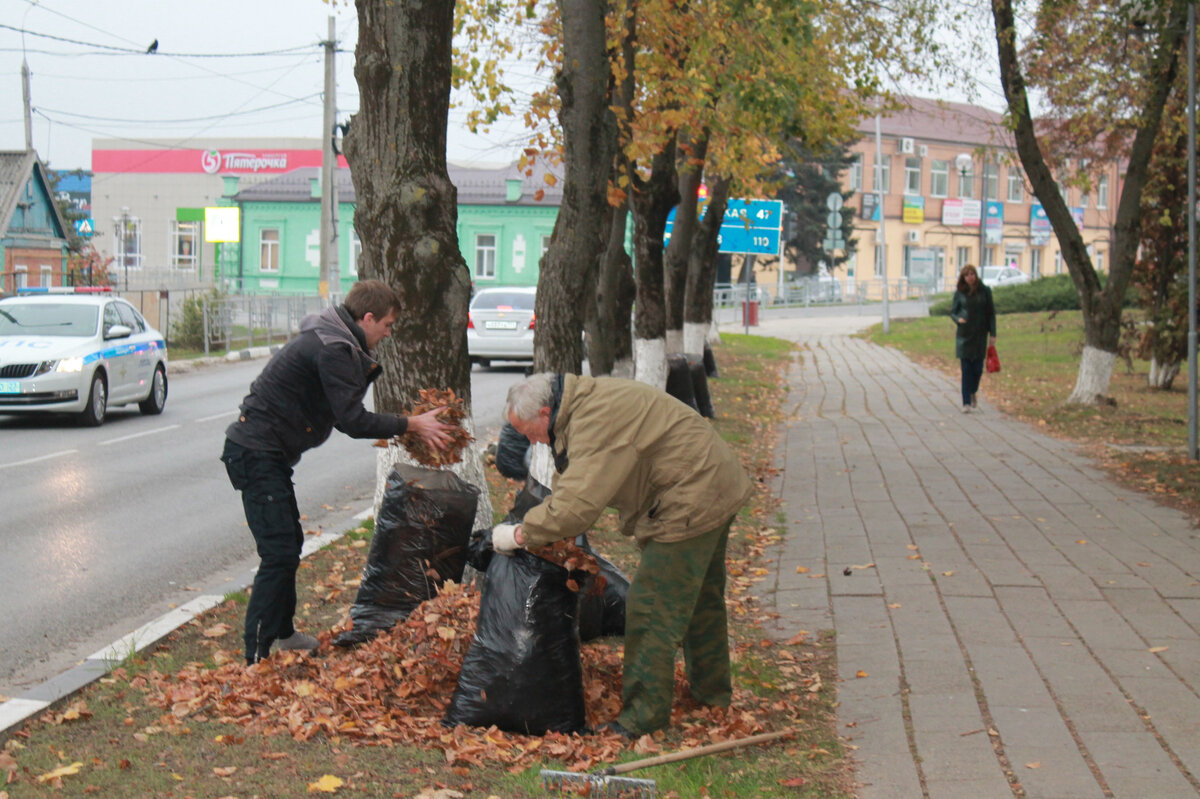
[
  {"left": 22, "top": 59, "right": 33, "bottom": 151},
  {"left": 319, "top": 16, "right": 340, "bottom": 302}
]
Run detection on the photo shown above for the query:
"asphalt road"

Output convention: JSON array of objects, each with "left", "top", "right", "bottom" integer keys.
[{"left": 0, "top": 358, "right": 525, "bottom": 697}]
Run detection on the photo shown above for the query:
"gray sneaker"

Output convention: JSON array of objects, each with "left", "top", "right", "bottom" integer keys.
[{"left": 274, "top": 631, "right": 319, "bottom": 653}]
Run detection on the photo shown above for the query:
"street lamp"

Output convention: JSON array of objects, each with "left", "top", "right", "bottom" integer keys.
[{"left": 955, "top": 153, "right": 986, "bottom": 269}]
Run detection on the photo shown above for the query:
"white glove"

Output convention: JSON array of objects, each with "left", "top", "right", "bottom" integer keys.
[{"left": 492, "top": 523, "right": 524, "bottom": 555}]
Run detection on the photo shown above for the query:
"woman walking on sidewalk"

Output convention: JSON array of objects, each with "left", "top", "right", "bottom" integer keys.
[{"left": 951, "top": 264, "right": 996, "bottom": 413}]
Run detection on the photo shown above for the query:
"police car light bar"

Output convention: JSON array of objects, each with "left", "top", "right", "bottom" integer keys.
[{"left": 16, "top": 286, "right": 113, "bottom": 295}]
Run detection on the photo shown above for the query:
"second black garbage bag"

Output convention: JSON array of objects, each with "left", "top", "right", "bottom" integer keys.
[
  {"left": 444, "top": 533, "right": 589, "bottom": 735},
  {"left": 334, "top": 462, "right": 479, "bottom": 647}
]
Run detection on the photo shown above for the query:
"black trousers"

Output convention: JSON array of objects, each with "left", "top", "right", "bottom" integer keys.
[
  {"left": 221, "top": 438, "right": 303, "bottom": 664},
  {"left": 960, "top": 357, "right": 984, "bottom": 407}
]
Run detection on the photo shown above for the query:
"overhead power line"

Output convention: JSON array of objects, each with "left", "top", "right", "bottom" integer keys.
[
  {"left": 0, "top": 22, "right": 319, "bottom": 57},
  {"left": 35, "top": 94, "right": 323, "bottom": 125}
]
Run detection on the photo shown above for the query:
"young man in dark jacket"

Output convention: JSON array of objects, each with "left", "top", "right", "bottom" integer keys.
[{"left": 221, "top": 279, "right": 452, "bottom": 664}]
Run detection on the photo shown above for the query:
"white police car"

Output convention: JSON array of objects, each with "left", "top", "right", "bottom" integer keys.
[{"left": 0, "top": 287, "right": 168, "bottom": 426}]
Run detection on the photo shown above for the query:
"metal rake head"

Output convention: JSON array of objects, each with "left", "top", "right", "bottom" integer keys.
[{"left": 540, "top": 768, "right": 657, "bottom": 798}]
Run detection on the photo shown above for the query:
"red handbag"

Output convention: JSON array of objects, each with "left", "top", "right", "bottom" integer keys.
[{"left": 985, "top": 344, "right": 1001, "bottom": 374}]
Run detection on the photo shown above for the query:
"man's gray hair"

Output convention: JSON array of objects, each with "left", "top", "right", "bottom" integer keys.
[{"left": 504, "top": 372, "right": 555, "bottom": 422}]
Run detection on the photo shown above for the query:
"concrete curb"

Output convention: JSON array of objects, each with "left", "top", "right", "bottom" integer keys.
[
  {"left": 0, "top": 507, "right": 372, "bottom": 738},
  {"left": 169, "top": 345, "right": 282, "bottom": 375}
]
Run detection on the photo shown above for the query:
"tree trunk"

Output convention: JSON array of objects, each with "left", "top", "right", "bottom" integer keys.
[
  {"left": 344, "top": 0, "right": 489, "bottom": 529},
  {"left": 664, "top": 131, "right": 709, "bottom": 355},
  {"left": 1148, "top": 355, "right": 1181, "bottom": 391},
  {"left": 683, "top": 175, "right": 730, "bottom": 355},
  {"left": 586, "top": 200, "right": 636, "bottom": 376},
  {"left": 991, "top": 0, "right": 1186, "bottom": 405},
  {"left": 533, "top": 0, "right": 616, "bottom": 375},
  {"left": 630, "top": 142, "right": 680, "bottom": 387}
]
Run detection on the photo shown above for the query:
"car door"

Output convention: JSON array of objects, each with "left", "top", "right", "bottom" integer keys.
[
  {"left": 115, "top": 300, "right": 154, "bottom": 395},
  {"left": 101, "top": 300, "right": 134, "bottom": 403}
]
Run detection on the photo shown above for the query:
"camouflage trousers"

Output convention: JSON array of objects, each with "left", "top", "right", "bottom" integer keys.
[{"left": 617, "top": 517, "right": 733, "bottom": 735}]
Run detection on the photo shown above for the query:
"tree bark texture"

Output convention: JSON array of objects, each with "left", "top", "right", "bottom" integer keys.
[
  {"left": 345, "top": 0, "right": 488, "bottom": 528},
  {"left": 586, "top": 201, "right": 636, "bottom": 376},
  {"left": 991, "top": 0, "right": 1186, "bottom": 404},
  {"left": 534, "top": 0, "right": 617, "bottom": 374},
  {"left": 663, "top": 131, "right": 710, "bottom": 346},
  {"left": 682, "top": 174, "right": 730, "bottom": 354},
  {"left": 631, "top": 143, "right": 680, "bottom": 350}
]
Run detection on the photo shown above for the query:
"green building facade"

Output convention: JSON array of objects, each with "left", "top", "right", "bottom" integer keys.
[{"left": 221, "top": 162, "right": 562, "bottom": 294}]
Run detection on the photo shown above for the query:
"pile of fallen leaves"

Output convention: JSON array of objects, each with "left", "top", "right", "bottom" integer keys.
[
  {"left": 136, "top": 571, "right": 808, "bottom": 774},
  {"left": 376, "top": 388, "right": 474, "bottom": 467}
]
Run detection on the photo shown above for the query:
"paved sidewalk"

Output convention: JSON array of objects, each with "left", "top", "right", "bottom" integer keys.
[{"left": 747, "top": 316, "right": 1200, "bottom": 798}]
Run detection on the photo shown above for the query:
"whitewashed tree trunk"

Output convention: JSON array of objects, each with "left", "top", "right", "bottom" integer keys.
[
  {"left": 683, "top": 321, "right": 708, "bottom": 357},
  {"left": 1147, "top": 355, "right": 1181, "bottom": 390},
  {"left": 634, "top": 336, "right": 667, "bottom": 388},
  {"left": 665, "top": 328, "right": 684, "bottom": 355},
  {"left": 372, "top": 417, "right": 495, "bottom": 534},
  {"left": 1067, "top": 345, "right": 1117, "bottom": 404},
  {"left": 706, "top": 321, "right": 721, "bottom": 346},
  {"left": 611, "top": 357, "right": 635, "bottom": 379}
]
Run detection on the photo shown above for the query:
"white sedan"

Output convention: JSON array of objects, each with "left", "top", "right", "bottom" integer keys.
[
  {"left": 981, "top": 265, "right": 1032, "bottom": 287},
  {"left": 0, "top": 288, "right": 168, "bottom": 426},
  {"left": 467, "top": 286, "right": 537, "bottom": 368}
]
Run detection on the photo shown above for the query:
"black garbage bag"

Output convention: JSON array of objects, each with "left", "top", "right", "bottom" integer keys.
[
  {"left": 494, "top": 422, "right": 531, "bottom": 480},
  {"left": 687, "top": 354, "right": 715, "bottom": 418},
  {"left": 666, "top": 353, "right": 700, "bottom": 412},
  {"left": 444, "top": 541, "right": 588, "bottom": 735},
  {"left": 574, "top": 533, "right": 630, "bottom": 642},
  {"left": 334, "top": 463, "right": 479, "bottom": 647},
  {"left": 703, "top": 341, "right": 719, "bottom": 378},
  {"left": 505, "top": 476, "right": 552, "bottom": 524}
]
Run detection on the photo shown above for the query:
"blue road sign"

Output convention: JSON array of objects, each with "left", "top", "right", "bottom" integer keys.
[{"left": 665, "top": 198, "right": 783, "bottom": 255}]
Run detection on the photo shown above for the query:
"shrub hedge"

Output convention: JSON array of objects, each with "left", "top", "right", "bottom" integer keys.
[{"left": 928, "top": 274, "right": 1099, "bottom": 316}]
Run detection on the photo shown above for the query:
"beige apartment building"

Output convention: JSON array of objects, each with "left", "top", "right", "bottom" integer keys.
[{"left": 837, "top": 96, "right": 1119, "bottom": 298}]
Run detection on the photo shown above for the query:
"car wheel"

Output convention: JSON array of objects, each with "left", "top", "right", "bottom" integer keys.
[
  {"left": 476, "top": 357, "right": 491, "bottom": 370},
  {"left": 79, "top": 371, "right": 107, "bottom": 427},
  {"left": 139, "top": 364, "right": 167, "bottom": 415}
]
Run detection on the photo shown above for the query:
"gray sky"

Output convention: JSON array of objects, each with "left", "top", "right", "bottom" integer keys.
[{"left": 1, "top": 0, "right": 541, "bottom": 171}]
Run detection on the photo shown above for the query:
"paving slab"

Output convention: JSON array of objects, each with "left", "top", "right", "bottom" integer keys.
[{"left": 752, "top": 312, "right": 1200, "bottom": 798}]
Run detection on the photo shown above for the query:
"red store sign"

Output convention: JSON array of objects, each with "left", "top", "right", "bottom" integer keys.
[{"left": 93, "top": 148, "right": 348, "bottom": 174}]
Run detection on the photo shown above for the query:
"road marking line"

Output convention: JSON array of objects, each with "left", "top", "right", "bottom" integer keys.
[
  {"left": 196, "top": 410, "right": 238, "bottom": 423},
  {"left": 0, "top": 450, "right": 78, "bottom": 469},
  {"left": 98, "top": 424, "right": 181, "bottom": 446},
  {"left": 0, "top": 698, "right": 50, "bottom": 732}
]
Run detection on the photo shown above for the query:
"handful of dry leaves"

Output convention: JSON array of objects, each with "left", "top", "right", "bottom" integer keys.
[{"left": 375, "top": 387, "right": 474, "bottom": 467}]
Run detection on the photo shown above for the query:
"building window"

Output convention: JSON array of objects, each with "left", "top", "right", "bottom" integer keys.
[
  {"left": 1007, "top": 168, "right": 1023, "bottom": 203},
  {"left": 904, "top": 157, "right": 922, "bottom": 196},
  {"left": 15, "top": 265, "right": 27, "bottom": 289},
  {"left": 930, "top": 160, "right": 949, "bottom": 198},
  {"left": 983, "top": 162, "right": 999, "bottom": 201},
  {"left": 872, "top": 157, "right": 890, "bottom": 195},
  {"left": 957, "top": 165, "right": 974, "bottom": 199},
  {"left": 1054, "top": 250, "right": 1063, "bottom": 274},
  {"left": 114, "top": 213, "right": 143, "bottom": 272},
  {"left": 350, "top": 231, "right": 362, "bottom": 276},
  {"left": 1097, "top": 174, "right": 1109, "bottom": 208},
  {"left": 40, "top": 266, "right": 52, "bottom": 288},
  {"left": 541, "top": 235, "right": 552, "bottom": 255},
  {"left": 956, "top": 246, "right": 971, "bottom": 270},
  {"left": 850, "top": 154, "right": 863, "bottom": 191},
  {"left": 260, "top": 228, "right": 280, "bottom": 272},
  {"left": 170, "top": 221, "right": 200, "bottom": 270},
  {"left": 475, "top": 233, "right": 497, "bottom": 279},
  {"left": 1030, "top": 248, "right": 1042, "bottom": 278}
]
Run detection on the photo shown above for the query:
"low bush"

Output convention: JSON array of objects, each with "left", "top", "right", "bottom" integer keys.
[{"left": 929, "top": 273, "right": 1091, "bottom": 316}]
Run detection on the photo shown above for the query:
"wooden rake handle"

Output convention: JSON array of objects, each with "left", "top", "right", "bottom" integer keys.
[{"left": 604, "top": 728, "right": 796, "bottom": 775}]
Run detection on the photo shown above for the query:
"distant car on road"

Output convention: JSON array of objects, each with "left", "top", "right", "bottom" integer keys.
[
  {"left": 981, "top": 265, "right": 1032, "bottom": 288},
  {"left": 467, "top": 286, "right": 537, "bottom": 369},
  {"left": 0, "top": 287, "right": 168, "bottom": 425}
]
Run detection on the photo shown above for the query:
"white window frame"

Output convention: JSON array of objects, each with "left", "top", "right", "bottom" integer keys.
[
  {"left": 850, "top": 154, "right": 863, "bottom": 191},
  {"left": 170, "top": 220, "right": 201, "bottom": 270},
  {"left": 350, "top": 231, "right": 362, "bottom": 276},
  {"left": 956, "top": 246, "right": 971, "bottom": 270},
  {"left": 15, "top": 265, "right": 28, "bottom": 289},
  {"left": 1097, "top": 174, "right": 1109, "bottom": 209},
  {"left": 1007, "top": 168, "right": 1023, "bottom": 203},
  {"left": 904, "top": 157, "right": 922, "bottom": 196},
  {"left": 982, "top": 162, "right": 999, "bottom": 201},
  {"left": 930, "top": 160, "right": 949, "bottom": 198},
  {"left": 40, "top": 265, "right": 52, "bottom": 288},
  {"left": 957, "top": 166, "right": 974, "bottom": 199},
  {"left": 115, "top": 214, "right": 143, "bottom": 272},
  {"left": 475, "top": 233, "right": 497, "bottom": 279},
  {"left": 1030, "top": 248, "right": 1042, "bottom": 278},
  {"left": 872, "top": 157, "right": 890, "bottom": 195},
  {"left": 259, "top": 228, "right": 280, "bottom": 273}
]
